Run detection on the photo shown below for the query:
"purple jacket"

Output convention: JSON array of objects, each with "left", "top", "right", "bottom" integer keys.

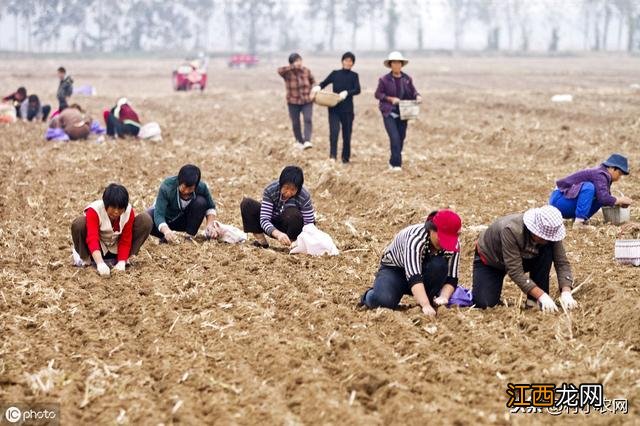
[
  {"left": 556, "top": 165, "right": 616, "bottom": 206},
  {"left": 374, "top": 72, "right": 420, "bottom": 117}
]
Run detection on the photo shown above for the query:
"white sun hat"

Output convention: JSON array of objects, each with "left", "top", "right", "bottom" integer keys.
[
  {"left": 523, "top": 205, "right": 566, "bottom": 242},
  {"left": 384, "top": 51, "right": 409, "bottom": 68}
]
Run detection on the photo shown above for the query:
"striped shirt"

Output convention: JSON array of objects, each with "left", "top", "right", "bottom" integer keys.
[
  {"left": 259, "top": 181, "right": 315, "bottom": 236},
  {"left": 380, "top": 224, "right": 460, "bottom": 286}
]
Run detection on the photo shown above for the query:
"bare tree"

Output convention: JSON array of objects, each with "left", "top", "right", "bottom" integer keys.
[
  {"left": 473, "top": 0, "right": 500, "bottom": 51},
  {"left": 236, "top": 0, "right": 275, "bottom": 54},
  {"left": 404, "top": 0, "right": 428, "bottom": 51},
  {"left": 448, "top": 0, "right": 473, "bottom": 50},
  {"left": 612, "top": 0, "right": 638, "bottom": 51},
  {"left": 385, "top": 0, "right": 399, "bottom": 50},
  {"left": 308, "top": 0, "right": 340, "bottom": 51},
  {"left": 345, "top": 0, "right": 365, "bottom": 49},
  {"left": 365, "top": 0, "right": 384, "bottom": 51}
]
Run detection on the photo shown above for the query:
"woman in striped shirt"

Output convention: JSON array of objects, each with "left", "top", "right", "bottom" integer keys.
[
  {"left": 240, "top": 166, "right": 315, "bottom": 248},
  {"left": 359, "top": 210, "right": 462, "bottom": 317}
]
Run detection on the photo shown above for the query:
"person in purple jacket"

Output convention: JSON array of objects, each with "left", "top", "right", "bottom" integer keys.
[
  {"left": 374, "top": 51, "right": 422, "bottom": 171},
  {"left": 549, "top": 154, "right": 633, "bottom": 229}
]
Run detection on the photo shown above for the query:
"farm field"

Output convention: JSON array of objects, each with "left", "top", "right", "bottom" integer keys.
[{"left": 1, "top": 55, "right": 639, "bottom": 425}]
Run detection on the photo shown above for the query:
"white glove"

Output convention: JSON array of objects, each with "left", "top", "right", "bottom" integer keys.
[
  {"left": 339, "top": 90, "right": 348, "bottom": 100},
  {"left": 433, "top": 296, "right": 449, "bottom": 306},
  {"left": 537, "top": 293, "right": 558, "bottom": 313},
  {"left": 113, "top": 261, "right": 126, "bottom": 272},
  {"left": 205, "top": 221, "right": 221, "bottom": 240},
  {"left": 96, "top": 262, "right": 111, "bottom": 277},
  {"left": 311, "top": 86, "right": 321, "bottom": 93},
  {"left": 559, "top": 291, "right": 578, "bottom": 310}
]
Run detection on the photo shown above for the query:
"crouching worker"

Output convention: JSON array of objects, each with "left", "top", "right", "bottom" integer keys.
[
  {"left": 49, "top": 103, "right": 91, "bottom": 140},
  {"left": 240, "top": 165, "right": 315, "bottom": 248},
  {"left": 472, "top": 205, "right": 578, "bottom": 312},
  {"left": 104, "top": 98, "right": 141, "bottom": 138},
  {"left": 550, "top": 153, "right": 633, "bottom": 229},
  {"left": 359, "top": 210, "right": 462, "bottom": 317},
  {"left": 148, "top": 164, "right": 219, "bottom": 243},
  {"left": 71, "top": 184, "right": 152, "bottom": 276}
]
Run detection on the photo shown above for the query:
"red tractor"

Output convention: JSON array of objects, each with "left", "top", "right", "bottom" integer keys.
[
  {"left": 172, "top": 59, "right": 208, "bottom": 91},
  {"left": 228, "top": 54, "right": 259, "bottom": 68}
]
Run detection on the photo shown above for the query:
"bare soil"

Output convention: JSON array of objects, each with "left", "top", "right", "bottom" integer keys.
[{"left": 1, "top": 55, "right": 639, "bottom": 425}]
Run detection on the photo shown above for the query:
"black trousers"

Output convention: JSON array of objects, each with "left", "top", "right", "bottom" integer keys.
[
  {"left": 147, "top": 195, "right": 210, "bottom": 238},
  {"left": 106, "top": 109, "right": 139, "bottom": 138},
  {"left": 240, "top": 197, "right": 304, "bottom": 241},
  {"left": 328, "top": 108, "right": 354, "bottom": 162},
  {"left": 361, "top": 256, "right": 449, "bottom": 309},
  {"left": 472, "top": 244, "right": 553, "bottom": 308}
]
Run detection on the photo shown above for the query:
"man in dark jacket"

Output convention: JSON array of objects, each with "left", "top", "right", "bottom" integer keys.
[
  {"left": 314, "top": 52, "right": 361, "bottom": 163},
  {"left": 147, "top": 164, "right": 219, "bottom": 243},
  {"left": 57, "top": 66, "right": 74, "bottom": 111}
]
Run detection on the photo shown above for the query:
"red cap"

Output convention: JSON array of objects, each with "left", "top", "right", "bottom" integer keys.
[{"left": 431, "top": 210, "right": 462, "bottom": 252}]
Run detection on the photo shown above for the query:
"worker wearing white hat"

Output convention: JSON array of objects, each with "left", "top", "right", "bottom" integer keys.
[
  {"left": 472, "top": 205, "right": 578, "bottom": 312},
  {"left": 374, "top": 51, "right": 422, "bottom": 171}
]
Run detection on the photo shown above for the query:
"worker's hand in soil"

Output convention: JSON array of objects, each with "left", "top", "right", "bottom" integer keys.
[
  {"left": 416, "top": 95, "right": 423, "bottom": 104},
  {"left": 273, "top": 230, "right": 291, "bottom": 247},
  {"left": 616, "top": 196, "right": 633, "bottom": 207},
  {"left": 433, "top": 296, "right": 449, "bottom": 306},
  {"left": 113, "top": 261, "right": 126, "bottom": 272},
  {"left": 537, "top": 293, "right": 558, "bottom": 313},
  {"left": 163, "top": 229, "right": 179, "bottom": 244},
  {"left": 339, "top": 90, "right": 348, "bottom": 101},
  {"left": 422, "top": 304, "right": 436, "bottom": 317},
  {"left": 96, "top": 262, "right": 111, "bottom": 277},
  {"left": 559, "top": 291, "right": 578, "bottom": 310}
]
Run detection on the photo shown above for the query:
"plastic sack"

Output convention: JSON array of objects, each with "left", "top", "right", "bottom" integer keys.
[
  {"left": 0, "top": 103, "right": 16, "bottom": 123},
  {"left": 45, "top": 127, "right": 69, "bottom": 141},
  {"left": 90, "top": 120, "right": 105, "bottom": 134},
  {"left": 447, "top": 286, "right": 473, "bottom": 307},
  {"left": 289, "top": 224, "right": 339, "bottom": 256},
  {"left": 138, "top": 122, "right": 162, "bottom": 142},
  {"left": 207, "top": 221, "right": 247, "bottom": 244}
]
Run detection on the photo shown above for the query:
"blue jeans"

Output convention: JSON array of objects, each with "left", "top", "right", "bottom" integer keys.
[
  {"left": 549, "top": 182, "right": 602, "bottom": 220},
  {"left": 383, "top": 115, "right": 408, "bottom": 167},
  {"left": 361, "top": 256, "right": 448, "bottom": 309}
]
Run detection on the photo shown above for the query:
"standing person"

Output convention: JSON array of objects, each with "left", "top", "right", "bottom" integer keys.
[
  {"left": 374, "top": 51, "right": 422, "bottom": 171},
  {"left": 240, "top": 166, "right": 315, "bottom": 249},
  {"left": 549, "top": 154, "right": 633, "bottom": 229},
  {"left": 359, "top": 210, "right": 462, "bottom": 317},
  {"left": 2, "top": 87, "right": 27, "bottom": 118},
  {"left": 71, "top": 183, "right": 153, "bottom": 276},
  {"left": 472, "top": 206, "right": 578, "bottom": 312},
  {"left": 147, "top": 164, "right": 219, "bottom": 243},
  {"left": 313, "top": 52, "right": 361, "bottom": 163},
  {"left": 20, "top": 95, "right": 52, "bottom": 122},
  {"left": 104, "top": 98, "right": 141, "bottom": 138},
  {"left": 49, "top": 104, "right": 91, "bottom": 140},
  {"left": 278, "top": 53, "right": 316, "bottom": 150},
  {"left": 57, "top": 66, "right": 74, "bottom": 111}
]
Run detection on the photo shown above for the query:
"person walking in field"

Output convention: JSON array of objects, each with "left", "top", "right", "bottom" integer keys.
[
  {"left": 549, "top": 153, "right": 633, "bottom": 230},
  {"left": 278, "top": 53, "right": 316, "bottom": 150},
  {"left": 358, "top": 210, "right": 462, "bottom": 317},
  {"left": 313, "top": 52, "right": 361, "bottom": 164},
  {"left": 56, "top": 66, "right": 73, "bottom": 112},
  {"left": 148, "top": 164, "right": 219, "bottom": 244},
  {"left": 374, "top": 51, "right": 422, "bottom": 171},
  {"left": 71, "top": 183, "right": 152, "bottom": 276},
  {"left": 240, "top": 165, "right": 315, "bottom": 249},
  {"left": 472, "top": 205, "right": 578, "bottom": 312}
]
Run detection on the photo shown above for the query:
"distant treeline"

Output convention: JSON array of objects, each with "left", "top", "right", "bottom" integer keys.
[{"left": 0, "top": 0, "right": 638, "bottom": 54}]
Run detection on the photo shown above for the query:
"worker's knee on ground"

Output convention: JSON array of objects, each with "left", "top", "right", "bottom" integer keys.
[
  {"left": 472, "top": 294, "right": 499, "bottom": 309},
  {"left": 368, "top": 290, "right": 398, "bottom": 309}
]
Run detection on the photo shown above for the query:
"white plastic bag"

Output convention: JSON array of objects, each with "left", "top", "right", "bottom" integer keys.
[
  {"left": 289, "top": 224, "right": 339, "bottom": 256},
  {"left": 209, "top": 221, "right": 247, "bottom": 244},
  {"left": 138, "top": 122, "right": 162, "bottom": 141}
]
